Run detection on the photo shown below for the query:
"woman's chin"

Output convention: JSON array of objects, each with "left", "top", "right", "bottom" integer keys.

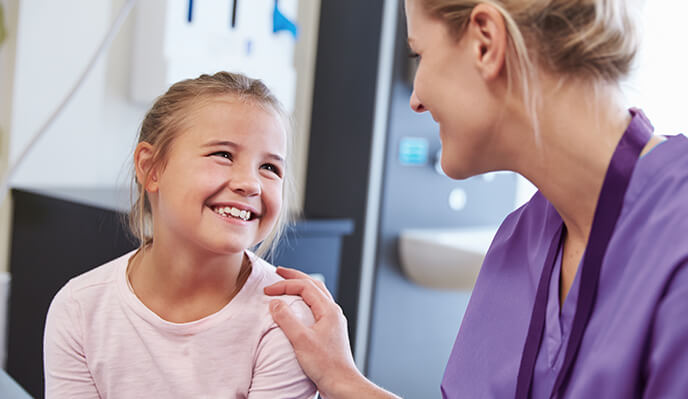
[{"left": 441, "top": 163, "right": 476, "bottom": 180}]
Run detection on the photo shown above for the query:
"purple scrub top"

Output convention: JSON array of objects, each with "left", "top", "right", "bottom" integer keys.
[{"left": 441, "top": 111, "right": 688, "bottom": 398}]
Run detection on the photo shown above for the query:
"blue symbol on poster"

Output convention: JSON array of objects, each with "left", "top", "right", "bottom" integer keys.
[{"left": 273, "top": 0, "right": 298, "bottom": 38}]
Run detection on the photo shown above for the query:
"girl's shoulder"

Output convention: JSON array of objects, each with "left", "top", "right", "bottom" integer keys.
[
  {"left": 245, "top": 252, "right": 316, "bottom": 328},
  {"left": 53, "top": 250, "right": 133, "bottom": 304},
  {"left": 46, "top": 251, "right": 134, "bottom": 338}
]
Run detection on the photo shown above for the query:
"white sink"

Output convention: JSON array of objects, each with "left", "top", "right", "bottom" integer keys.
[{"left": 398, "top": 227, "right": 499, "bottom": 291}]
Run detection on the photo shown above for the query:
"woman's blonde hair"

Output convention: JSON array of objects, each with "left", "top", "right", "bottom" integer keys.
[
  {"left": 419, "top": 0, "right": 639, "bottom": 134},
  {"left": 128, "top": 71, "right": 293, "bottom": 259}
]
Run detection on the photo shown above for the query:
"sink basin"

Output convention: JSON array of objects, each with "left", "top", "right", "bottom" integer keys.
[{"left": 398, "top": 227, "right": 499, "bottom": 291}]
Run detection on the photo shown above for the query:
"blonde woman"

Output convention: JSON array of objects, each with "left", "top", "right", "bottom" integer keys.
[{"left": 265, "top": 0, "right": 688, "bottom": 398}]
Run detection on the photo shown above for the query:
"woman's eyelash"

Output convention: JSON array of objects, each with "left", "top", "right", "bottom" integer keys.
[{"left": 408, "top": 51, "right": 420, "bottom": 60}]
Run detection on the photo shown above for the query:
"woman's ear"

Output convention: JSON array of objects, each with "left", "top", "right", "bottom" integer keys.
[
  {"left": 467, "top": 3, "right": 507, "bottom": 81},
  {"left": 134, "top": 142, "right": 159, "bottom": 192}
]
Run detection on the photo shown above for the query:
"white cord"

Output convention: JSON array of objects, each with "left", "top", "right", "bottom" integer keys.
[{"left": 0, "top": 0, "right": 139, "bottom": 206}]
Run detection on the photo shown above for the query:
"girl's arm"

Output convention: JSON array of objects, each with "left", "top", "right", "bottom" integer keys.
[
  {"left": 248, "top": 300, "right": 317, "bottom": 399},
  {"left": 44, "top": 286, "right": 100, "bottom": 398}
]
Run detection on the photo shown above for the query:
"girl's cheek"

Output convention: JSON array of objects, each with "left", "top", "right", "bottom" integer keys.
[
  {"left": 202, "top": 166, "right": 229, "bottom": 181},
  {"left": 266, "top": 185, "right": 283, "bottom": 209}
]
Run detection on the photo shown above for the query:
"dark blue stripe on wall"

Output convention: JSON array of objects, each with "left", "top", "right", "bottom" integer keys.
[
  {"left": 303, "top": 0, "right": 384, "bottom": 351},
  {"left": 187, "top": 0, "right": 194, "bottom": 22}
]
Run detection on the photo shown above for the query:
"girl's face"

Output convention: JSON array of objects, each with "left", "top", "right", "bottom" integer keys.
[
  {"left": 405, "top": 0, "right": 505, "bottom": 179},
  {"left": 147, "top": 96, "right": 286, "bottom": 256}
]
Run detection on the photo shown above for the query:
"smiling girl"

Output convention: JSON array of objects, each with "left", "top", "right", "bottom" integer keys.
[{"left": 43, "top": 72, "right": 316, "bottom": 398}]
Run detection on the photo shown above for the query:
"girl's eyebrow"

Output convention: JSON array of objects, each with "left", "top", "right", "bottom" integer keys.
[
  {"left": 203, "top": 140, "right": 284, "bottom": 163},
  {"left": 203, "top": 140, "right": 239, "bottom": 148},
  {"left": 266, "top": 153, "right": 285, "bottom": 163}
]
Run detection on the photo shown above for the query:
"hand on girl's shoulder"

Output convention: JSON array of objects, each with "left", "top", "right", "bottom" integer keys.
[{"left": 255, "top": 258, "right": 316, "bottom": 328}]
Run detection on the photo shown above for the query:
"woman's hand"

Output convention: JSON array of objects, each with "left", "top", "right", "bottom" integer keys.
[{"left": 264, "top": 267, "right": 398, "bottom": 399}]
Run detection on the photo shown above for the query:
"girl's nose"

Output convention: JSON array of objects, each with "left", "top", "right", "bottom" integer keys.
[
  {"left": 410, "top": 90, "right": 426, "bottom": 113},
  {"left": 230, "top": 170, "right": 261, "bottom": 196}
]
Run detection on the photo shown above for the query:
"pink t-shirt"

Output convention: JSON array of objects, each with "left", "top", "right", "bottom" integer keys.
[{"left": 44, "top": 251, "right": 316, "bottom": 399}]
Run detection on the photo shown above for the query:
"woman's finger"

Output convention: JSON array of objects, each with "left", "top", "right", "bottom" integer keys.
[
  {"left": 275, "top": 266, "right": 312, "bottom": 280},
  {"left": 274, "top": 266, "right": 335, "bottom": 300},
  {"left": 264, "top": 279, "right": 332, "bottom": 319}
]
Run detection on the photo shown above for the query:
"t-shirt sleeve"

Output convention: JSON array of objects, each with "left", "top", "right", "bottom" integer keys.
[
  {"left": 43, "top": 284, "right": 100, "bottom": 398},
  {"left": 643, "top": 261, "right": 688, "bottom": 398},
  {"left": 248, "top": 299, "right": 317, "bottom": 399}
]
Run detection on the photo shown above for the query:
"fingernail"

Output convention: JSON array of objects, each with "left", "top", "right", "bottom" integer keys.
[{"left": 270, "top": 300, "right": 282, "bottom": 312}]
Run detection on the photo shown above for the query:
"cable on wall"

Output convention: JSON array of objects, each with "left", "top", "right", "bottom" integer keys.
[{"left": 0, "top": 0, "right": 139, "bottom": 207}]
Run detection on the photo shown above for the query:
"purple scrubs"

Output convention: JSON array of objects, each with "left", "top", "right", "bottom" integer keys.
[{"left": 441, "top": 112, "right": 688, "bottom": 398}]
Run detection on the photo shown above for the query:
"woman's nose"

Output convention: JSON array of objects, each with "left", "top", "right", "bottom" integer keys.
[{"left": 410, "top": 90, "right": 426, "bottom": 113}]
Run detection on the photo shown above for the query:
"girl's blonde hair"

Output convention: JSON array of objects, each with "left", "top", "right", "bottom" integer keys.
[
  {"left": 419, "top": 0, "right": 639, "bottom": 135},
  {"left": 129, "top": 71, "right": 293, "bottom": 259}
]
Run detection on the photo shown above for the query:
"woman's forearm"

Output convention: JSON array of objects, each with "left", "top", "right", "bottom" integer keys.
[{"left": 321, "top": 368, "right": 401, "bottom": 399}]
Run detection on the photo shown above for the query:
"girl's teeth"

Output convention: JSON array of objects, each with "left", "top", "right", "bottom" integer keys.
[{"left": 214, "top": 206, "right": 251, "bottom": 221}]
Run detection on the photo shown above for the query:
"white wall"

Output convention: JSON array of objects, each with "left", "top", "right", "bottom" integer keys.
[
  {"left": 9, "top": 0, "right": 121, "bottom": 188},
  {"left": 622, "top": 2, "right": 688, "bottom": 135}
]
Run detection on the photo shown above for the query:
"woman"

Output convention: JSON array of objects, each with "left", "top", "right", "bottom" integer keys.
[{"left": 265, "top": 0, "right": 688, "bottom": 397}]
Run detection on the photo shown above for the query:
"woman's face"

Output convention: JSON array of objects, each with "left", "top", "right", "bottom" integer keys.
[{"left": 405, "top": 0, "right": 504, "bottom": 179}]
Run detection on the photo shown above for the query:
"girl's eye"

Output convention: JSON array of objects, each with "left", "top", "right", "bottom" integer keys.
[
  {"left": 210, "top": 151, "right": 232, "bottom": 160},
  {"left": 261, "top": 163, "right": 282, "bottom": 177},
  {"left": 408, "top": 51, "right": 420, "bottom": 62}
]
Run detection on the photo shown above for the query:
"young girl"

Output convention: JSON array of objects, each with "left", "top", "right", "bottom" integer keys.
[{"left": 44, "top": 72, "right": 317, "bottom": 398}]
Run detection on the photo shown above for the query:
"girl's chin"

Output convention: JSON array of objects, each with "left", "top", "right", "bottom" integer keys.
[
  {"left": 207, "top": 239, "right": 265, "bottom": 256},
  {"left": 196, "top": 240, "right": 250, "bottom": 257}
]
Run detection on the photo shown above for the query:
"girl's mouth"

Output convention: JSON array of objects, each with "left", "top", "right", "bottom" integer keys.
[{"left": 210, "top": 205, "right": 254, "bottom": 221}]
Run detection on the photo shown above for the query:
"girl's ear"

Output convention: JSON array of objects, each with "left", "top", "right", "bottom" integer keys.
[
  {"left": 134, "top": 142, "right": 159, "bottom": 192},
  {"left": 467, "top": 3, "right": 508, "bottom": 81}
]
